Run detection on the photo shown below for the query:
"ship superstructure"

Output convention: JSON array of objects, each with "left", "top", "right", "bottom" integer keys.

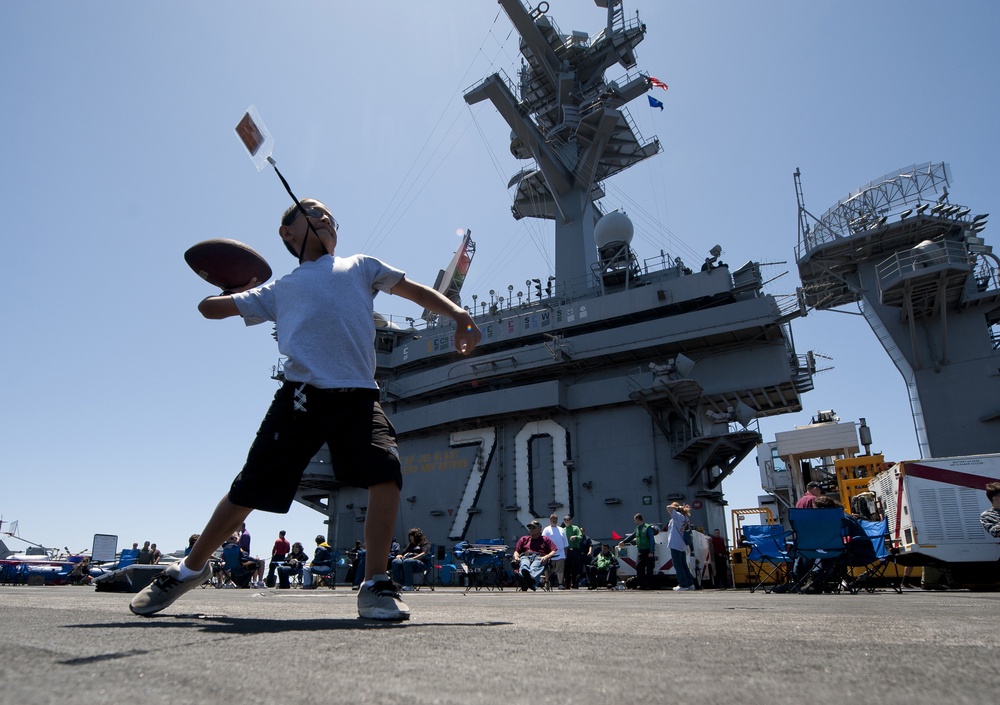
[
  {"left": 293, "top": 0, "right": 816, "bottom": 551},
  {"left": 795, "top": 162, "right": 1000, "bottom": 459}
]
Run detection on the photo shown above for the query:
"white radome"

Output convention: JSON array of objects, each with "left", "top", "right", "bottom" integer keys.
[{"left": 594, "top": 210, "right": 634, "bottom": 248}]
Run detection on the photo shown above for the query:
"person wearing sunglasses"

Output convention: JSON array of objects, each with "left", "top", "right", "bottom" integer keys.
[{"left": 130, "top": 198, "right": 481, "bottom": 621}]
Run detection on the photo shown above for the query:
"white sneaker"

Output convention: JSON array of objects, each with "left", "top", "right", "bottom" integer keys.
[
  {"left": 129, "top": 561, "right": 213, "bottom": 616},
  {"left": 358, "top": 577, "right": 410, "bottom": 621}
]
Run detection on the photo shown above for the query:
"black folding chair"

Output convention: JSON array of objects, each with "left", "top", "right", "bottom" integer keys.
[{"left": 412, "top": 544, "right": 435, "bottom": 591}]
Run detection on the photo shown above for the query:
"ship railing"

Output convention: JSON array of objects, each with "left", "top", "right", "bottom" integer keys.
[
  {"left": 374, "top": 250, "right": 708, "bottom": 335},
  {"left": 376, "top": 254, "right": 700, "bottom": 335},
  {"left": 617, "top": 105, "right": 646, "bottom": 145},
  {"left": 640, "top": 252, "right": 680, "bottom": 275},
  {"left": 782, "top": 336, "right": 813, "bottom": 375},
  {"left": 464, "top": 69, "right": 521, "bottom": 107},
  {"left": 590, "top": 10, "right": 644, "bottom": 47},
  {"left": 625, "top": 365, "right": 653, "bottom": 394},
  {"left": 874, "top": 239, "right": 970, "bottom": 290},
  {"left": 792, "top": 352, "right": 815, "bottom": 375},
  {"left": 774, "top": 292, "right": 804, "bottom": 320},
  {"left": 972, "top": 256, "right": 1000, "bottom": 293}
]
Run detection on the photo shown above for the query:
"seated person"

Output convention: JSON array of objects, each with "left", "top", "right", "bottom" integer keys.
[
  {"left": 301, "top": 534, "right": 335, "bottom": 589},
  {"left": 390, "top": 528, "right": 431, "bottom": 592},
  {"left": 351, "top": 546, "right": 368, "bottom": 590},
  {"left": 222, "top": 533, "right": 260, "bottom": 588},
  {"left": 69, "top": 557, "right": 94, "bottom": 585},
  {"left": 211, "top": 550, "right": 228, "bottom": 587},
  {"left": 185, "top": 534, "right": 200, "bottom": 556},
  {"left": 276, "top": 541, "right": 310, "bottom": 589},
  {"left": 511, "top": 520, "right": 557, "bottom": 591},
  {"left": 587, "top": 543, "right": 619, "bottom": 589},
  {"left": 344, "top": 540, "right": 363, "bottom": 586}
]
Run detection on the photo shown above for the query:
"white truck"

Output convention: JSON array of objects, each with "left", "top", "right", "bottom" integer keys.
[{"left": 870, "top": 453, "right": 1000, "bottom": 586}]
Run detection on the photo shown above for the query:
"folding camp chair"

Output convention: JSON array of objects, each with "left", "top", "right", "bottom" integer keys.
[
  {"left": 412, "top": 545, "right": 435, "bottom": 591},
  {"left": 222, "top": 544, "right": 255, "bottom": 588},
  {"left": 843, "top": 517, "right": 901, "bottom": 594},
  {"left": 740, "top": 524, "right": 793, "bottom": 593},
  {"left": 788, "top": 508, "right": 849, "bottom": 593},
  {"left": 116, "top": 548, "right": 139, "bottom": 569},
  {"left": 457, "top": 543, "right": 507, "bottom": 592},
  {"left": 312, "top": 550, "right": 339, "bottom": 589}
]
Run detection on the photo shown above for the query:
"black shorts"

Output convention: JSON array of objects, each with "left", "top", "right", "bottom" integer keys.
[{"left": 228, "top": 383, "right": 402, "bottom": 513}]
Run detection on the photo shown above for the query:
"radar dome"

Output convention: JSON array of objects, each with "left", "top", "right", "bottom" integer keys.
[
  {"left": 510, "top": 130, "right": 531, "bottom": 160},
  {"left": 594, "top": 211, "right": 634, "bottom": 248}
]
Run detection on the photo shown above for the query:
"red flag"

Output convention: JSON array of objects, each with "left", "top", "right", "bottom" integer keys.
[
  {"left": 611, "top": 530, "right": 623, "bottom": 540},
  {"left": 648, "top": 76, "right": 668, "bottom": 91}
]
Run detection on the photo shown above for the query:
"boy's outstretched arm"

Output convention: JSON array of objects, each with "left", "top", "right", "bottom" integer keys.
[
  {"left": 390, "top": 277, "right": 482, "bottom": 354},
  {"left": 197, "top": 278, "right": 259, "bottom": 320},
  {"left": 198, "top": 295, "right": 241, "bottom": 319}
]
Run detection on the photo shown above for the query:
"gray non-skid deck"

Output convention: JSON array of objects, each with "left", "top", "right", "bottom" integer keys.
[{"left": 1, "top": 585, "right": 996, "bottom": 705}]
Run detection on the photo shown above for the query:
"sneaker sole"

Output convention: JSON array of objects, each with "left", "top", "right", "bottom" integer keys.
[
  {"left": 128, "top": 564, "right": 212, "bottom": 616},
  {"left": 358, "top": 609, "right": 410, "bottom": 621}
]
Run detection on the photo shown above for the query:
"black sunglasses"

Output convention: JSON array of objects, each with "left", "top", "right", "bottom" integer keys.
[{"left": 282, "top": 206, "right": 338, "bottom": 231}]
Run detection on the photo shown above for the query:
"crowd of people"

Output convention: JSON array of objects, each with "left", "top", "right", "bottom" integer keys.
[
  {"left": 153, "top": 512, "right": 730, "bottom": 595},
  {"left": 127, "top": 541, "right": 163, "bottom": 565},
  {"left": 181, "top": 524, "right": 438, "bottom": 593},
  {"left": 509, "top": 510, "right": 728, "bottom": 591},
  {"left": 98, "top": 475, "right": 1000, "bottom": 602},
  {"left": 130, "top": 478, "right": 1000, "bottom": 596}
]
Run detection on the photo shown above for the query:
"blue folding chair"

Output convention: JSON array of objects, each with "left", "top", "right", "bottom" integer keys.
[
  {"left": 843, "top": 517, "right": 900, "bottom": 594},
  {"left": 222, "top": 544, "right": 255, "bottom": 588},
  {"left": 788, "top": 508, "right": 849, "bottom": 593},
  {"left": 740, "top": 524, "right": 793, "bottom": 593},
  {"left": 116, "top": 548, "right": 139, "bottom": 569}
]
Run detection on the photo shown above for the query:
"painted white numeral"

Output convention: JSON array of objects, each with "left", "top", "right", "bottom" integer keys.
[
  {"left": 514, "top": 420, "right": 570, "bottom": 529},
  {"left": 448, "top": 428, "right": 497, "bottom": 540}
]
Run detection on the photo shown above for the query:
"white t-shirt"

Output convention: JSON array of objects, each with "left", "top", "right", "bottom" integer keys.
[
  {"left": 542, "top": 525, "right": 567, "bottom": 560},
  {"left": 234, "top": 254, "right": 404, "bottom": 388}
]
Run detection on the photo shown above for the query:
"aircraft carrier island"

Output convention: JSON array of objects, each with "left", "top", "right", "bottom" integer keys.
[{"left": 289, "top": 0, "right": 815, "bottom": 551}]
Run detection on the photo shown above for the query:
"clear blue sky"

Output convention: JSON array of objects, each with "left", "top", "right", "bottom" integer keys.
[{"left": 2, "top": 1, "right": 998, "bottom": 556}]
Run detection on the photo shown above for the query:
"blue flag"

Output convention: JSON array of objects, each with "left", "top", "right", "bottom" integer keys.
[{"left": 648, "top": 95, "right": 664, "bottom": 111}]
